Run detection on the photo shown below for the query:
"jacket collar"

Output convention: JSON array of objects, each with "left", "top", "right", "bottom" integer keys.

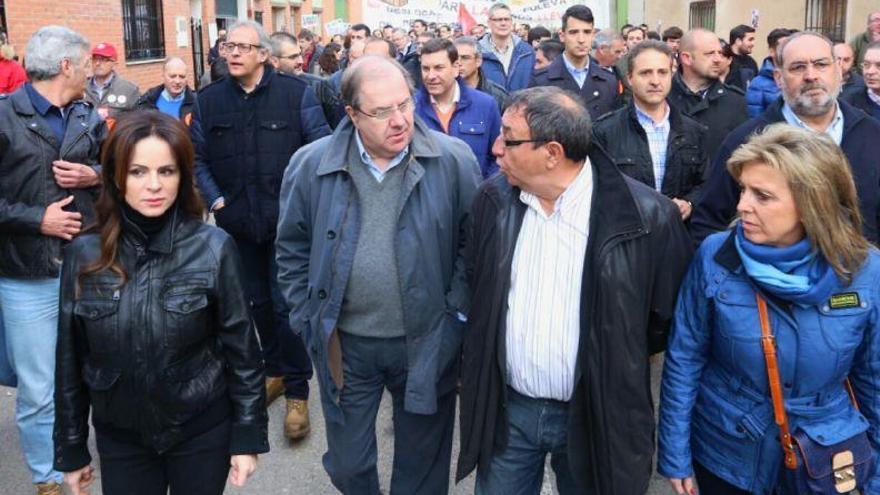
[
  {"left": 587, "top": 144, "right": 646, "bottom": 242},
  {"left": 11, "top": 86, "right": 92, "bottom": 150},
  {"left": 140, "top": 84, "right": 196, "bottom": 107},
  {"left": 227, "top": 64, "right": 274, "bottom": 95},
  {"left": 546, "top": 55, "right": 611, "bottom": 84},
  {"left": 415, "top": 77, "right": 472, "bottom": 112},
  {"left": 316, "top": 116, "right": 441, "bottom": 176},
  {"left": 760, "top": 97, "right": 868, "bottom": 136},
  {"left": 713, "top": 229, "right": 742, "bottom": 272}
]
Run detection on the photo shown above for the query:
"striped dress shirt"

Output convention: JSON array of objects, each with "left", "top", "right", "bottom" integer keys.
[
  {"left": 505, "top": 161, "right": 593, "bottom": 401},
  {"left": 634, "top": 103, "right": 670, "bottom": 192}
]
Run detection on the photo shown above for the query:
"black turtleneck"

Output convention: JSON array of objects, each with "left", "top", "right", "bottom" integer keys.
[{"left": 121, "top": 202, "right": 175, "bottom": 241}]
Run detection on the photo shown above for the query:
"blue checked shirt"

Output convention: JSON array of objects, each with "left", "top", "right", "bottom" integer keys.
[{"left": 634, "top": 104, "right": 671, "bottom": 191}]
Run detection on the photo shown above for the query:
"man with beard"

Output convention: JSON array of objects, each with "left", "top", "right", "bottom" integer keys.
[
  {"left": 690, "top": 31, "right": 880, "bottom": 244},
  {"left": 667, "top": 29, "right": 747, "bottom": 162}
]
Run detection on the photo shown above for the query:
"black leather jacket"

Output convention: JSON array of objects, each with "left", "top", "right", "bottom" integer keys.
[
  {"left": 457, "top": 145, "right": 693, "bottom": 493},
  {"left": 0, "top": 87, "right": 105, "bottom": 278},
  {"left": 54, "top": 211, "right": 268, "bottom": 472},
  {"left": 592, "top": 102, "right": 709, "bottom": 203}
]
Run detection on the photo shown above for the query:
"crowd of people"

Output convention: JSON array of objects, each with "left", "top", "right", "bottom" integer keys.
[{"left": 1, "top": 3, "right": 880, "bottom": 495}]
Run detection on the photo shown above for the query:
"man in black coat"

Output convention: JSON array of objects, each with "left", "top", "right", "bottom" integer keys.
[
  {"left": 668, "top": 29, "right": 748, "bottom": 162},
  {"left": 528, "top": 5, "right": 619, "bottom": 120},
  {"left": 194, "top": 20, "right": 330, "bottom": 441},
  {"left": 691, "top": 32, "right": 880, "bottom": 245},
  {"left": 841, "top": 41, "right": 880, "bottom": 120},
  {"left": 457, "top": 86, "right": 692, "bottom": 495},
  {"left": 593, "top": 40, "right": 708, "bottom": 221},
  {"left": 136, "top": 57, "right": 200, "bottom": 124}
]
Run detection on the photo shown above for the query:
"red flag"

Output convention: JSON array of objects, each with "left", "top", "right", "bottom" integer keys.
[{"left": 459, "top": 2, "right": 477, "bottom": 35}]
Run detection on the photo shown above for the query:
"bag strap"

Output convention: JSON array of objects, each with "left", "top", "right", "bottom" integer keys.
[{"left": 756, "top": 294, "right": 799, "bottom": 470}]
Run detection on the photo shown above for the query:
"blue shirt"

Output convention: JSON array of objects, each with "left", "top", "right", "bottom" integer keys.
[
  {"left": 156, "top": 88, "right": 185, "bottom": 118},
  {"left": 354, "top": 131, "right": 409, "bottom": 182},
  {"left": 562, "top": 53, "right": 589, "bottom": 89},
  {"left": 25, "top": 83, "right": 68, "bottom": 145},
  {"left": 781, "top": 102, "right": 844, "bottom": 144},
  {"left": 634, "top": 103, "right": 671, "bottom": 191}
]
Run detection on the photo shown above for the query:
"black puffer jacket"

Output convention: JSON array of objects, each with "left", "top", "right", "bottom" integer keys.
[
  {"left": 54, "top": 211, "right": 268, "bottom": 472},
  {"left": 592, "top": 102, "right": 709, "bottom": 203},
  {"left": 0, "top": 88, "right": 105, "bottom": 278},
  {"left": 457, "top": 145, "right": 693, "bottom": 493}
]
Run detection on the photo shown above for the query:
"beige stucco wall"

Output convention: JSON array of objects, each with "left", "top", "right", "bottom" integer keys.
[{"left": 642, "top": 0, "right": 877, "bottom": 60}]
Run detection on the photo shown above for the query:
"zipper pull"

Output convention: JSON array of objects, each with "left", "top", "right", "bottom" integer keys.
[{"left": 112, "top": 289, "right": 120, "bottom": 301}]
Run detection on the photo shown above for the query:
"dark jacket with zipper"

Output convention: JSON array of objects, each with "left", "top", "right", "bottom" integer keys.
[
  {"left": 0, "top": 87, "right": 106, "bottom": 278},
  {"left": 690, "top": 98, "right": 880, "bottom": 245},
  {"left": 592, "top": 102, "right": 709, "bottom": 203},
  {"left": 667, "top": 73, "right": 748, "bottom": 162},
  {"left": 529, "top": 55, "right": 620, "bottom": 120},
  {"left": 54, "top": 212, "right": 269, "bottom": 472},
  {"left": 456, "top": 145, "right": 693, "bottom": 493}
]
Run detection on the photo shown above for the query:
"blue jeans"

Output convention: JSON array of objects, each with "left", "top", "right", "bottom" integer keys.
[
  {"left": 0, "top": 277, "right": 63, "bottom": 484},
  {"left": 476, "top": 387, "right": 584, "bottom": 495},
  {"left": 234, "top": 237, "right": 313, "bottom": 399},
  {"left": 321, "top": 332, "right": 456, "bottom": 494}
]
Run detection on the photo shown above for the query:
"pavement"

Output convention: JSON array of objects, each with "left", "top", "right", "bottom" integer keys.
[{"left": 1, "top": 361, "right": 673, "bottom": 494}]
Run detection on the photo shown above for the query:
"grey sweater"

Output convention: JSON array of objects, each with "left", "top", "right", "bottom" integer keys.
[{"left": 336, "top": 141, "right": 408, "bottom": 338}]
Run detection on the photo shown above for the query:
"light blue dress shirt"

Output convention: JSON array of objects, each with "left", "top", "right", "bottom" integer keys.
[
  {"left": 634, "top": 104, "right": 671, "bottom": 191},
  {"left": 354, "top": 131, "right": 409, "bottom": 182},
  {"left": 781, "top": 102, "right": 844, "bottom": 145},
  {"left": 562, "top": 53, "right": 589, "bottom": 89}
]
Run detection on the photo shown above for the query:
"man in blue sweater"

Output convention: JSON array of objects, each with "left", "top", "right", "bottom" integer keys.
[
  {"left": 415, "top": 38, "right": 501, "bottom": 178},
  {"left": 691, "top": 31, "right": 880, "bottom": 245}
]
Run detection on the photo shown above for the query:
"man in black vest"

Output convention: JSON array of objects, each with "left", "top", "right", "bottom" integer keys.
[
  {"left": 528, "top": 5, "right": 618, "bottom": 120},
  {"left": 194, "top": 20, "right": 330, "bottom": 440}
]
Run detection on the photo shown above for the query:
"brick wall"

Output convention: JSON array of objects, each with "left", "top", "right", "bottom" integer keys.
[{"left": 5, "top": 0, "right": 216, "bottom": 93}]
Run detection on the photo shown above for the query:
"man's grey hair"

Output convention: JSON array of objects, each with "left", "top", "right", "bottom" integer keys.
[
  {"left": 453, "top": 36, "right": 480, "bottom": 53},
  {"left": 393, "top": 28, "right": 408, "bottom": 37},
  {"left": 227, "top": 20, "right": 272, "bottom": 50},
  {"left": 505, "top": 86, "right": 592, "bottom": 162},
  {"left": 25, "top": 25, "right": 90, "bottom": 81},
  {"left": 593, "top": 29, "right": 623, "bottom": 50},
  {"left": 488, "top": 3, "right": 511, "bottom": 18},
  {"left": 775, "top": 31, "right": 833, "bottom": 68},
  {"left": 270, "top": 31, "right": 298, "bottom": 57},
  {"left": 341, "top": 55, "right": 413, "bottom": 109}
]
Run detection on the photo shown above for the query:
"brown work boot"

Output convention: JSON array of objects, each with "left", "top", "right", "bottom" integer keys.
[
  {"left": 284, "top": 398, "right": 311, "bottom": 439},
  {"left": 35, "top": 482, "right": 62, "bottom": 495},
  {"left": 265, "top": 376, "right": 284, "bottom": 406}
]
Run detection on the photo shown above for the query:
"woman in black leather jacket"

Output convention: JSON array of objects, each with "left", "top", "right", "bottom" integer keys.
[{"left": 53, "top": 111, "right": 269, "bottom": 495}]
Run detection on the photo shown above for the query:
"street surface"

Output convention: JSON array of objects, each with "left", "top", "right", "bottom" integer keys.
[{"left": 1, "top": 362, "right": 672, "bottom": 494}]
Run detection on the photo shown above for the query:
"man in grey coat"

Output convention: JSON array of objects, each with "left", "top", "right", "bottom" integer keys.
[{"left": 276, "top": 55, "right": 480, "bottom": 494}]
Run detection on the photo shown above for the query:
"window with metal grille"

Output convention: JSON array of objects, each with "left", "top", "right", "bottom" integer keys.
[
  {"left": 689, "top": 1, "right": 715, "bottom": 32},
  {"left": 122, "top": 0, "right": 165, "bottom": 61},
  {"left": 805, "top": 0, "right": 847, "bottom": 42}
]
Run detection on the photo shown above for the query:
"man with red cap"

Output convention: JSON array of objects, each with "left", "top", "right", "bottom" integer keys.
[{"left": 84, "top": 42, "right": 139, "bottom": 119}]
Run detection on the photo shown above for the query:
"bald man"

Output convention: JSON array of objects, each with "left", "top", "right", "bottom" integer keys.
[
  {"left": 136, "top": 57, "right": 200, "bottom": 125},
  {"left": 276, "top": 55, "right": 479, "bottom": 494},
  {"left": 668, "top": 29, "right": 748, "bottom": 161}
]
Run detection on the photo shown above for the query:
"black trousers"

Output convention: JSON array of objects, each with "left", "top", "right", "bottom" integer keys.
[
  {"left": 234, "top": 236, "right": 313, "bottom": 399},
  {"left": 95, "top": 420, "right": 231, "bottom": 495},
  {"left": 694, "top": 461, "right": 752, "bottom": 495}
]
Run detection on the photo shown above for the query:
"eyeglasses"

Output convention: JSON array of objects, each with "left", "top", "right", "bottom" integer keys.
[
  {"left": 459, "top": 54, "right": 477, "bottom": 61},
  {"left": 489, "top": 17, "right": 512, "bottom": 23},
  {"left": 501, "top": 138, "right": 545, "bottom": 148},
  {"left": 355, "top": 97, "right": 414, "bottom": 120},
  {"left": 861, "top": 61, "right": 880, "bottom": 71},
  {"left": 278, "top": 53, "right": 303, "bottom": 60},
  {"left": 783, "top": 58, "right": 834, "bottom": 75},
  {"left": 220, "top": 42, "right": 262, "bottom": 54}
]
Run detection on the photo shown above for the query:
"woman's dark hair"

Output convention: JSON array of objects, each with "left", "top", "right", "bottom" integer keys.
[
  {"left": 78, "top": 110, "right": 204, "bottom": 289},
  {"left": 318, "top": 43, "right": 341, "bottom": 74}
]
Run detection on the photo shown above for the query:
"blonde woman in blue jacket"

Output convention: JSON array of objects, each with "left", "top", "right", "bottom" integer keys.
[{"left": 658, "top": 124, "right": 880, "bottom": 494}]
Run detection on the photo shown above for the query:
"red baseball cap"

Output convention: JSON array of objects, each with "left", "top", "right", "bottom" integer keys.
[{"left": 91, "top": 42, "right": 117, "bottom": 60}]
